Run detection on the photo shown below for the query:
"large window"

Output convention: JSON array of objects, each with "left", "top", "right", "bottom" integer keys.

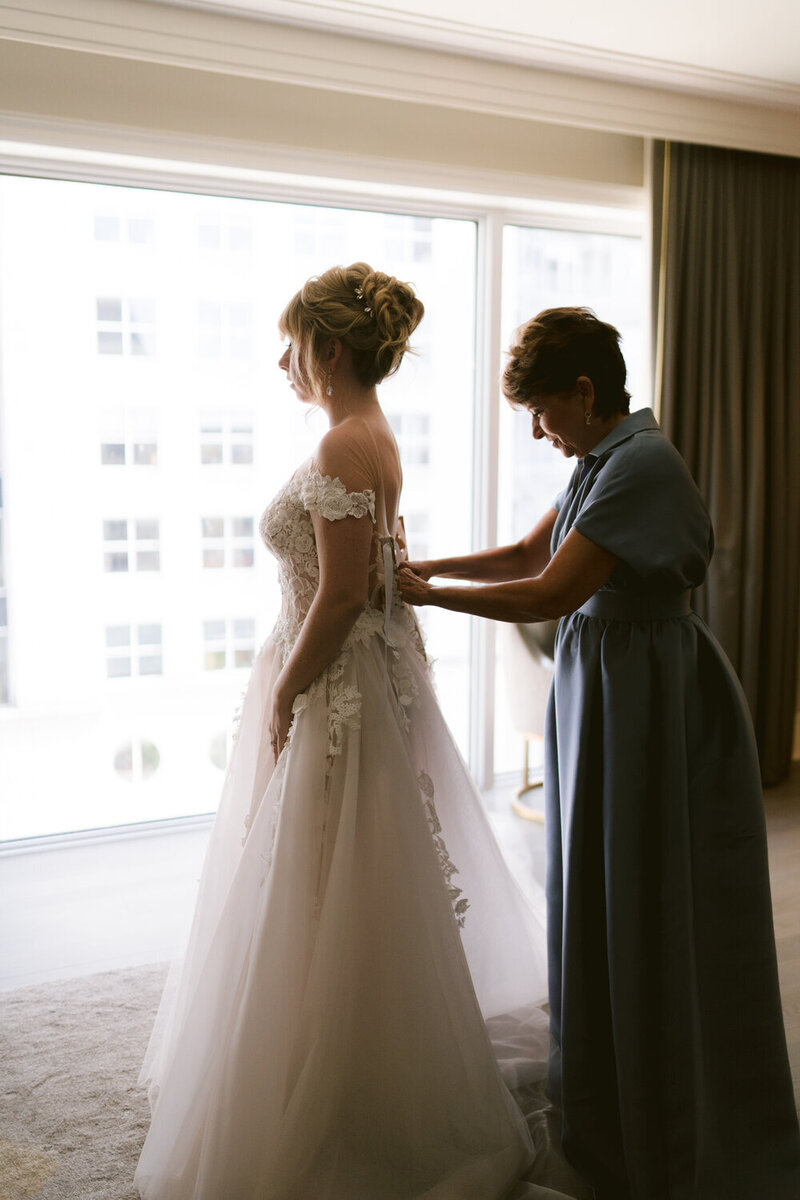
[
  {"left": 0, "top": 163, "right": 643, "bottom": 840},
  {"left": 0, "top": 172, "right": 479, "bottom": 838},
  {"left": 493, "top": 226, "right": 645, "bottom": 777}
]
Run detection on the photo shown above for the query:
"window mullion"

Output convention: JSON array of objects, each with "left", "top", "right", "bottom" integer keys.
[{"left": 469, "top": 211, "right": 504, "bottom": 789}]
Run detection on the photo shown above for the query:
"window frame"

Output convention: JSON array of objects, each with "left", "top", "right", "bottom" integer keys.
[{"left": 0, "top": 138, "right": 647, "bottom": 791}]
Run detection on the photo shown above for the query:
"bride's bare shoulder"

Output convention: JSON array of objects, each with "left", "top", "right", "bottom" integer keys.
[{"left": 312, "top": 422, "right": 377, "bottom": 493}]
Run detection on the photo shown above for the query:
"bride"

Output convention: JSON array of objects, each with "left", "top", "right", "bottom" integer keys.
[{"left": 135, "top": 263, "right": 584, "bottom": 1200}]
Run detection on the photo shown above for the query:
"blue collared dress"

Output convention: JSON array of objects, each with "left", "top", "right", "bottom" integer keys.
[{"left": 545, "top": 408, "right": 800, "bottom": 1200}]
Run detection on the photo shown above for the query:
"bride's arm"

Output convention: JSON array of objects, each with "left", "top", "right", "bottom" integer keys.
[
  {"left": 268, "top": 506, "right": 373, "bottom": 755},
  {"left": 407, "top": 508, "right": 557, "bottom": 583},
  {"left": 399, "top": 528, "right": 618, "bottom": 623}
]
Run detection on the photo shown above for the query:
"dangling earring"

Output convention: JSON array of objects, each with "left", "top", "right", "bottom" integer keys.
[
  {"left": 326, "top": 368, "right": 334, "bottom": 397},
  {"left": 584, "top": 411, "right": 592, "bottom": 425}
]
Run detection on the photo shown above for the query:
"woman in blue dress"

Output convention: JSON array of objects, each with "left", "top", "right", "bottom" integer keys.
[{"left": 398, "top": 307, "right": 800, "bottom": 1200}]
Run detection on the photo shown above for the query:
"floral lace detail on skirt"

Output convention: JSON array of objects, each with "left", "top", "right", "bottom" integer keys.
[
  {"left": 418, "top": 771, "right": 470, "bottom": 928},
  {"left": 291, "top": 659, "right": 363, "bottom": 776},
  {"left": 242, "top": 748, "right": 290, "bottom": 888}
]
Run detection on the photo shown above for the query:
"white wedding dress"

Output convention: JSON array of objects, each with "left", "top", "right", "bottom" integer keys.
[{"left": 135, "top": 439, "right": 589, "bottom": 1200}]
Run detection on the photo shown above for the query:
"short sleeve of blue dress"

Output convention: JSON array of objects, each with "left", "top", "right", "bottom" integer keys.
[
  {"left": 551, "top": 416, "right": 713, "bottom": 591},
  {"left": 551, "top": 482, "right": 570, "bottom": 514}
]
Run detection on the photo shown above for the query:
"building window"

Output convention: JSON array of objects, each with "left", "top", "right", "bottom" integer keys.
[
  {"left": 387, "top": 412, "right": 431, "bottom": 466},
  {"left": 197, "top": 213, "right": 253, "bottom": 253},
  {"left": 203, "top": 618, "right": 256, "bottom": 671},
  {"left": 199, "top": 413, "right": 254, "bottom": 465},
  {"left": 198, "top": 301, "right": 253, "bottom": 359},
  {"left": 96, "top": 297, "right": 156, "bottom": 356},
  {"left": 201, "top": 516, "right": 255, "bottom": 569},
  {"left": 105, "top": 624, "right": 163, "bottom": 678},
  {"left": 100, "top": 410, "right": 158, "bottom": 466},
  {"left": 94, "top": 214, "right": 154, "bottom": 245},
  {"left": 292, "top": 209, "right": 348, "bottom": 259},
  {"left": 102, "top": 519, "right": 161, "bottom": 573},
  {"left": 113, "top": 738, "right": 160, "bottom": 782}
]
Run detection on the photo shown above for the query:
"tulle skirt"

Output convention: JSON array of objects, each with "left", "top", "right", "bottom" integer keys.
[{"left": 135, "top": 622, "right": 589, "bottom": 1200}]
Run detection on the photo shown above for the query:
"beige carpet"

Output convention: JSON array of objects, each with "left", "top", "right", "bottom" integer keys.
[
  {"left": 0, "top": 964, "right": 591, "bottom": 1200},
  {"left": 0, "top": 964, "right": 167, "bottom": 1200}
]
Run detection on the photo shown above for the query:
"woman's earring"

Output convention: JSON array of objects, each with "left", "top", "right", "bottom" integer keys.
[
  {"left": 584, "top": 411, "right": 591, "bottom": 425},
  {"left": 326, "top": 368, "right": 334, "bottom": 397}
]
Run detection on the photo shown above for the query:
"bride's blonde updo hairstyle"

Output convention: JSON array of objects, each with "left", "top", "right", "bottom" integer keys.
[{"left": 279, "top": 262, "right": 424, "bottom": 398}]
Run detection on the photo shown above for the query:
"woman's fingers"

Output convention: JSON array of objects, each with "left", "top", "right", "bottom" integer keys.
[
  {"left": 404, "top": 559, "right": 432, "bottom": 581},
  {"left": 398, "top": 564, "right": 430, "bottom": 606}
]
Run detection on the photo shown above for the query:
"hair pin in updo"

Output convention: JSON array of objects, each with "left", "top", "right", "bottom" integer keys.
[{"left": 354, "top": 285, "right": 373, "bottom": 316}]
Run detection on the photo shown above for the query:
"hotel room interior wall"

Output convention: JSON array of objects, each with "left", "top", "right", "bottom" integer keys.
[{"left": 0, "top": 40, "right": 644, "bottom": 188}]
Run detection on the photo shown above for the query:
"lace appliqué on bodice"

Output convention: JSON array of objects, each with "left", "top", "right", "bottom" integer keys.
[
  {"left": 253, "top": 466, "right": 469, "bottom": 924},
  {"left": 259, "top": 467, "right": 423, "bottom": 751},
  {"left": 260, "top": 469, "right": 377, "bottom": 659}
]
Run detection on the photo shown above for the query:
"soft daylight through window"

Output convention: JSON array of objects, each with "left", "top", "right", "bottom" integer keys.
[{"left": 0, "top": 176, "right": 476, "bottom": 838}]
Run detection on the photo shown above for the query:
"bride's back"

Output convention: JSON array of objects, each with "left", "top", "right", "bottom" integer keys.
[{"left": 315, "top": 409, "right": 403, "bottom": 544}]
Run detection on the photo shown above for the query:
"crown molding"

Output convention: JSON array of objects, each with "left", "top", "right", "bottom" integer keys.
[
  {"left": 1, "top": 1, "right": 798, "bottom": 157},
  {"left": 162, "top": 0, "right": 800, "bottom": 108}
]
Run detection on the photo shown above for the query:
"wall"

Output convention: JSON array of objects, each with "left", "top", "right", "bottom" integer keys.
[{"left": 1, "top": 0, "right": 797, "bottom": 159}]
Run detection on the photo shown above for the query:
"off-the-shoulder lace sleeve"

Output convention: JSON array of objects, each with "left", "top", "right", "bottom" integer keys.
[{"left": 299, "top": 469, "right": 376, "bottom": 523}]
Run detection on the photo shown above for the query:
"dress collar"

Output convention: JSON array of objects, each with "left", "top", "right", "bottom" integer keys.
[{"left": 581, "top": 407, "right": 659, "bottom": 465}]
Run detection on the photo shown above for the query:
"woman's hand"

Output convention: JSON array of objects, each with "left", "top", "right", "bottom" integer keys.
[
  {"left": 398, "top": 563, "right": 434, "bottom": 606},
  {"left": 403, "top": 560, "right": 435, "bottom": 582},
  {"left": 268, "top": 682, "right": 295, "bottom": 761}
]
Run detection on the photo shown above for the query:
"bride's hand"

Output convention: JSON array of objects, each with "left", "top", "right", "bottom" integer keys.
[
  {"left": 268, "top": 685, "right": 295, "bottom": 760},
  {"left": 398, "top": 563, "right": 433, "bottom": 607}
]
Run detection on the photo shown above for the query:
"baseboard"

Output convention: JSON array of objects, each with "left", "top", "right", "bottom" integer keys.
[{"left": 0, "top": 812, "right": 215, "bottom": 857}]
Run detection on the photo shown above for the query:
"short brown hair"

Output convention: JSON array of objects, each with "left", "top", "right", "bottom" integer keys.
[
  {"left": 279, "top": 262, "right": 424, "bottom": 399},
  {"left": 502, "top": 307, "right": 630, "bottom": 419}
]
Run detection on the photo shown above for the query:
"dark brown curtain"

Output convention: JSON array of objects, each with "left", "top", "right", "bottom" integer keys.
[{"left": 654, "top": 140, "right": 800, "bottom": 785}]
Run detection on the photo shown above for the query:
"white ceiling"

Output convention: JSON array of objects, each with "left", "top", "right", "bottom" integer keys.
[{"left": 166, "top": 0, "right": 800, "bottom": 92}]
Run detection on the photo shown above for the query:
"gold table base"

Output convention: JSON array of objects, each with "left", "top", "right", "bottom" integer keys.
[{"left": 511, "top": 735, "right": 545, "bottom": 824}]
